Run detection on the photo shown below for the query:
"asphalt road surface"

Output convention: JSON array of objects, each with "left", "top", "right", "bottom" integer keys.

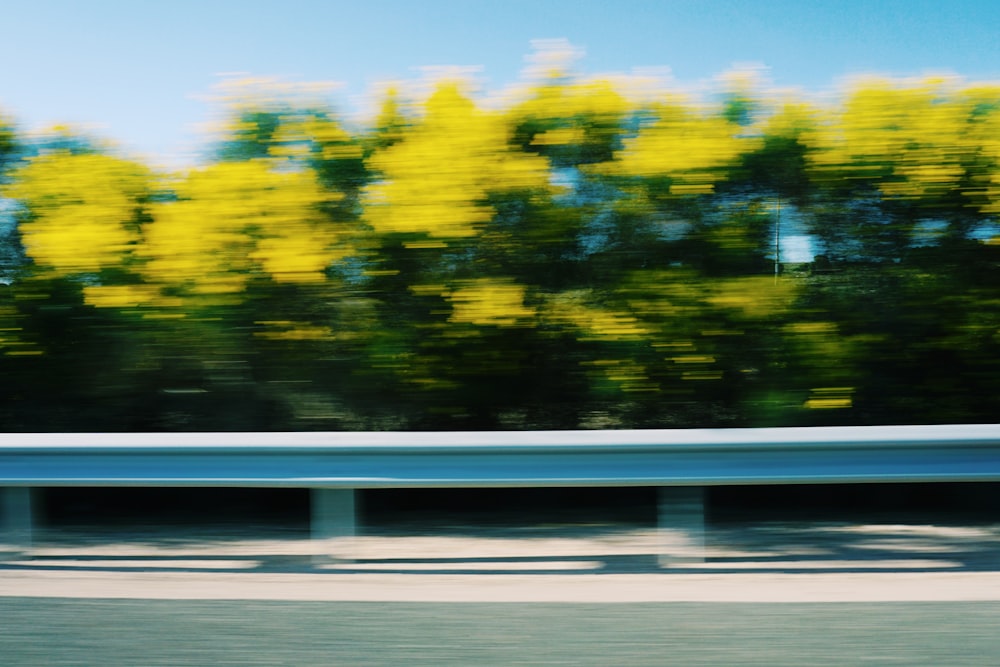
[
  {"left": 3, "top": 516, "right": 1000, "bottom": 665},
  {"left": 2, "top": 597, "right": 1000, "bottom": 666}
]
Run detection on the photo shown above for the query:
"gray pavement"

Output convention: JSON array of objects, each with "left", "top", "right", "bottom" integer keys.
[
  {"left": 3, "top": 519, "right": 1000, "bottom": 601},
  {"left": 2, "top": 598, "right": 1000, "bottom": 665},
  {"left": 3, "top": 519, "right": 1000, "bottom": 665}
]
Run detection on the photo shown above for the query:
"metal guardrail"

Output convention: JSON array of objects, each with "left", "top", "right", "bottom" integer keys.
[
  {"left": 2, "top": 424, "right": 999, "bottom": 562},
  {"left": 1, "top": 424, "right": 1000, "bottom": 487}
]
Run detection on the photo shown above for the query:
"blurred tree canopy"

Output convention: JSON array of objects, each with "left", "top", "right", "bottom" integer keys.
[{"left": 1, "top": 69, "right": 999, "bottom": 431}]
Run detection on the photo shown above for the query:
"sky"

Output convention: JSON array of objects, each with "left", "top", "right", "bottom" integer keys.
[{"left": 1, "top": 0, "right": 999, "bottom": 168}]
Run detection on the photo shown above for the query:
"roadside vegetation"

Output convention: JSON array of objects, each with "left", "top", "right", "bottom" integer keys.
[{"left": 1, "top": 59, "right": 998, "bottom": 431}]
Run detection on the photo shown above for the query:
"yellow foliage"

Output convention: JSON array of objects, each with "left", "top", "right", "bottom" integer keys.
[
  {"left": 969, "top": 98, "right": 1000, "bottom": 213},
  {"left": 369, "top": 86, "right": 412, "bottom": 148},
  {"left": 706, "top": 276, "right": 796, "bottom": 318},
  {"left": 510, "top": 77, "right": 628, "bottom": 126},
  {"left": 408, "top": 284, "right": 447, "bottom": 296},
  {"left": 804, "top": 387, "right": 854, "bottom": 409},
  {"left": 545, "top": 291, "right": 650, "bottom": 340},
  {"left": 806, "top": 78, "right": 988, "bottom": 201},
  {"left": 363, "top": 82, "right": 550, "bottom": 239},
  {"left": 583, "top": 358, "right": 658, "bottom": 392},
  {"left": 82, "top": 284, "right": 160, "bottom": 309},
  {"left": 268, "top": 115, "right": 363, "bottom": 163},
  {"left": 448, "top": 278, "right": 536, "bottom": 327},
  {"left": 762, "top": 102, "right": 820, "bottom": 139},
  {"left": 3, "top": 152, "right": 150, "bottom": 275},
  {"left": 785, "top": 321, "right": 837, "bottom": 335},
  {"left": 140, "top": 160, "right": 346, "bottom": 301},
  {"left": 531, "top": 127, "right": 586, "bottom": 146},
  {"left": 254, "top": 320, "right": 334, "bottom": 341},
  {"left": 603, "top": 105, "right": 754, "bottom": 190},
  {"left": 672, "top": 355, "right": 716, "bottom": 364}
]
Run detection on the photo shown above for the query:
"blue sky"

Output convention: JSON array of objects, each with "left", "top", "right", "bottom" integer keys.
[{"left": 2, "top": 0, "right": 999, "bottom": 167}]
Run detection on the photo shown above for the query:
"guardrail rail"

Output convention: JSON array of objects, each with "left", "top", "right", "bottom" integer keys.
[{"left": 3, "top": 424, "right": 1000, "bottom": 563}]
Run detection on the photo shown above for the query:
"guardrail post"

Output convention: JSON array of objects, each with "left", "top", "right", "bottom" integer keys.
[
  {"left": 657, "top": 486, "right": 705, "bottom": 566},
  {"left": 311, "top": 488, "right": 356, "bottom": 565},
  {"left": 1, "top": 487, "right": 33, "bottom": 557}
]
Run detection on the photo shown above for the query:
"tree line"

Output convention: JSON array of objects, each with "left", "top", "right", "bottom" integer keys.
[{"left": 0, "top": 67, "right": 998, "bottom": 431}]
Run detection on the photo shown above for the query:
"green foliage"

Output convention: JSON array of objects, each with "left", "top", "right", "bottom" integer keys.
[
  {"left": 0, "top": 116, "right": 17, "bottom": 172},
  {"left": 0, "top": 68, "right": 999, "bottom": 430}
]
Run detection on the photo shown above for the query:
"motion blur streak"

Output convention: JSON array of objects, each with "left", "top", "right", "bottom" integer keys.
[{"left": 0, "top": 61, "right": 998, "bottom": 431}]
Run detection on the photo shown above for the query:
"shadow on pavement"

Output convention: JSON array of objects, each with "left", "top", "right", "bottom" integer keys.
[{"left": 5, "top": 518, "right": 999, "bottom": 575}]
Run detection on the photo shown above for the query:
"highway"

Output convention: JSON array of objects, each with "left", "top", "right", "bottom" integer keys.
[
  {"left": 2, "top": 596, "right": 1000, "bottom": 665},
  {"left": 3, "top": 518, "right": 1000, "bottom": 665}
]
